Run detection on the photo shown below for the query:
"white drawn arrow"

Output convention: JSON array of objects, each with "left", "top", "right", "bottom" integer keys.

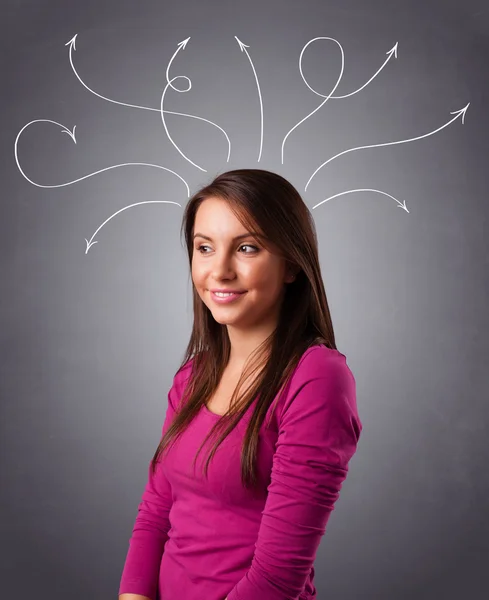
[
  {"left": 65, "top": 34, "right": 231, "bottom": 162},
  {"left": 311, "top": 188, "right": 409, "bottom": 212},
  {"left": 305, "top": 103, "right": 470, "bottom": 191},
  {"left": 160, "top": 75, "right": 206, "bottom": 171},
  {"left": 281, "top": 37, "right": 345, "bottom": 165},
  {"left": 166, "top": 37, "right": 192, "bottom": 92},
  {"left": 235, "top": 36, "right": 264, "bottom": 162},
  {"left": 84, "top": 200, "right": 182, "bottom": 253},
  {"left": 329, "top": 42, "right": 398, "bottom": 99},
  {"left": 14, "top": 119, "right": 190, "bottom": 196}
]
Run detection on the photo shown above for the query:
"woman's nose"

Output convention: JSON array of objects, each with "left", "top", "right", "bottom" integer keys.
[{"left": 210, "top": 251, "right": 236, "bottom": 278}]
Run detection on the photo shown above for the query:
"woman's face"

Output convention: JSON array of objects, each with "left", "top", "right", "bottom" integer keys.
[{"left": 191, "top": 196, "right": 291, "bottom": 330}]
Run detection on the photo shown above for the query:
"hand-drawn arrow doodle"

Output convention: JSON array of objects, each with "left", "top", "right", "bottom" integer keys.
[
  {"left": 311, "top": 188, "right": 409, "bottom": 212},
  {"left": 235, "top": 36, "right": 264, "bottom": 162},
  {"left": 160, "top": 74, "right": 207, "bottom": 171},
  {"left": 14, "top": 119, "right": 190, "bottom": 195},
  {"left": 84, "top": 200, "right": 182, "bottom": 253},
  {"left": 328, "top": 42, "right": 398, "bottom": 99},
  {"left": 282, "top": 39, "right": 399, "bottom": 164},
  {"left": 65, "top": 34, "right": 231, "bottom": 163},
  {"left": 304, "top": 103, "right": 470, "bottom": 191},
  {"left": 282, "top": 37, "right": 344, "bottom": 165},
  {"left": 15, "top": 32, "right": 470, "bottom": 255}
]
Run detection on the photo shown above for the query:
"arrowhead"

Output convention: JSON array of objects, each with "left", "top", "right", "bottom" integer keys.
[
  {"left": 386, "top": 42, "right": 398, "bottom": 59},
  {"left": 398, "top": 200, "right": 409, "bottom": 213},
  {"left": 234, "top": 35, "right": 250, "bottom": 52},
  {"left": 450, "top": 102, "right": 470, "bottom": 124},
  {"left": 178, "top": 37, "right": 191, "bottom": 49},
  {"left": 61, "top": 125, "right": 77, "bottom": 143},
  {"left": 65, "top": 34, "right": 78, "bottom": 50},
  {"left": 85, "top": 238, "right": 97, "bottom": 254}
]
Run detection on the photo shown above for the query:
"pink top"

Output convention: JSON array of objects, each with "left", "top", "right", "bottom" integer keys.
[{"left": 119, "top": 344, "right": 363, "bottom": 600}]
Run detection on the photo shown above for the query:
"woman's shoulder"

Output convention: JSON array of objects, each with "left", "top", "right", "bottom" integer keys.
[
  {"left": 170, "top": 344, "right": 353, "bottom": 400},
  {"left": 173, "top": 345, "right": 349, "bottom": 380},
  {"left": 284, "top": 343, "right": 356, "bottom": 406},
  {"left": 274, "top": 344, "right": 357, "bottom": 423},
  {"left": 295, "top": 343, "right": 350, "bottom": 380}
]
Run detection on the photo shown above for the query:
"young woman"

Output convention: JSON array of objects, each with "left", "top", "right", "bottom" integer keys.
[{"left": 118, "top": 169, "right": 363, "bottom": 600}]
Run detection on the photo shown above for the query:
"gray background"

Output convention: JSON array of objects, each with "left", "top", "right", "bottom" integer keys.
[{"left": 1, "top": 0, "right": 488, "bottom": 598}]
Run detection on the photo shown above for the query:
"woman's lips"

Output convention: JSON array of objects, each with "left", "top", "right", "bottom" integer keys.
[{"left": 210, "top": 290, "right": 246, "bottom": 304}]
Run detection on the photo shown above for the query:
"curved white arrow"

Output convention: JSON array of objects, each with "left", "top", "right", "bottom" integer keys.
[
  {"left": 311, "top": 188, "right": 409, "bottom": 212},
  {"left": 165, "top": 38, "right": 192, "bottom": 93},
  {"left": 329, "top": 42, "right": 398, "bottom": 99},
  {"left": 65, "top": 34, "right": 231, "bottom": 162},
  {"left": 14, "top": 119, "right": 190, "bottom": 196},
  {"left": 160, "top": 75, "right": 206, "bottom": 171},
  {"left": 305, "top": 103, "right": 470, "bottom": 191},
  {"left": 235, "top": 36, "right": 264, "bottom": 162},
  {"left": 281, "top": 37, "right": 345, "bottom": 165},
  {"left": 85, "top": 200, "right": 182, "bottom": 253}
]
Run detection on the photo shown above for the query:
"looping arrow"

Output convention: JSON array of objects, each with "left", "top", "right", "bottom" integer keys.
[
  {"left": 282, "top": 39, "right": 399, "bottom": 164},
  {"left": 282, "top": 37, "right": 344, "bottom": 165},
  {"left": 160, "top": 74, "right": 207, "bottom": 171},
  {"left": 14, "top": 119, "right": 190, "bottom": 196}
]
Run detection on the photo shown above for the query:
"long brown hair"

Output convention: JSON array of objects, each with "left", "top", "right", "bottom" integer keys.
[{"left": 150, "top": 169, "right": 337, "bottom": 490}]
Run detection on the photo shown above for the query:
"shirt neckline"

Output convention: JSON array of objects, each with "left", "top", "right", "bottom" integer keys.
[{"left": 202, "top": 402, "right": 225, "bottom": 418}]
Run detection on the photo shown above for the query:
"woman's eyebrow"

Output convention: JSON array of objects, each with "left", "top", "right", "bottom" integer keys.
[{"left": 193, "top": 232, "right": 262, "bottom": 241}]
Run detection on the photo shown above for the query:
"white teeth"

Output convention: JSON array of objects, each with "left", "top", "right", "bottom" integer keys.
[{"left": 214, "top": 292, "right": 236, "bottom": 297}]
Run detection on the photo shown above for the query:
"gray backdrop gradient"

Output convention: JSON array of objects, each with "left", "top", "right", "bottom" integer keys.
[{"left": 1, "top": 0, "right": 488, "bottom": 598}]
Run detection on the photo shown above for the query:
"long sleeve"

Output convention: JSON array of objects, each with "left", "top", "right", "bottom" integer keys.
[
  {"left": 226, "top": 359, "right": 362, "bottom": 600},
  {"left": 118, "top": 382, "right": 177, "bottom": 599}
]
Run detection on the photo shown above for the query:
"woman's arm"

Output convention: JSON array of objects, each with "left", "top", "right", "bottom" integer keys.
[
  {"left": 224, "top": 355, "right": 362, "bottom": 600},
  {"left": 119, "top": 381, "right": 180, "bottom": 598}
]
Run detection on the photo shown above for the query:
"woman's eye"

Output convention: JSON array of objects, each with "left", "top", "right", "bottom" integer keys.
[
  {"left": 196, "top": 244, "right": 258, "bottom": 254},
  {"left": 239, "top": 244, "right": 259, "bottom": 253}
]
